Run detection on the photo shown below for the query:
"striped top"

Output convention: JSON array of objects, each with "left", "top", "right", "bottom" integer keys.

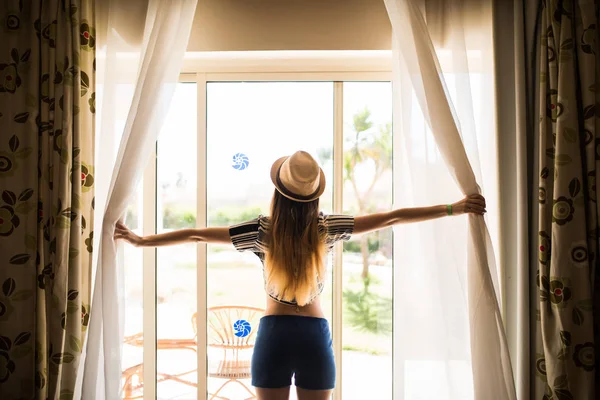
[{"left": 229, "top": 212, "right": 354, "bottom": 306}]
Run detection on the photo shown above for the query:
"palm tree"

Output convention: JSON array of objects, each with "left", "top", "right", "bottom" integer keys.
[{"left": 318, "top": 107, "right": 392, "bottom": 279}]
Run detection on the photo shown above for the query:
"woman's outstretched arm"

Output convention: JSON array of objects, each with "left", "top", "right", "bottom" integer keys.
[
  {"left": 353, "top": 194, "right": 486, "bottom": 235},
  {"left": 114, "top": 222, "right": 231, "bottom": 247}
]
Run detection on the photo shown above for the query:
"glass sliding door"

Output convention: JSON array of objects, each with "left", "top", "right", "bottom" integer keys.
[
  {"left": 341, "top": 82, "right": 393, "bottom": 400},
  {"left": 205, "top": 82, "right": 334, "bottom": 399},
  {"left": 119, "top": 77, "right": 396, "bottom": 400},
  {"left": 155, "top": 83, "right": 198, "bottom": 400}
]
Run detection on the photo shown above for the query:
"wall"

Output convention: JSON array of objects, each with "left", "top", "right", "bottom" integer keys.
[
  {"left": 189, "top": 0, "right": 391, "bottom": 51},
  {"left": 100, "top": 0, "right": 492, "bottom": 52},
  {"left": 99, "top": 0, "right": 391, "bottom": 51}
]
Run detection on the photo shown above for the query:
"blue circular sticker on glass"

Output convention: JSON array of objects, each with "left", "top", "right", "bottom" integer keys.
[
  {"left": 232, "top": 153, "right": 250, "bottom": 170},
  {"left": 233, "top": 319, "right": 252, "bottom": 338}
]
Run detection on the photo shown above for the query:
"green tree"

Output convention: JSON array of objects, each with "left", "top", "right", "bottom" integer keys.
[{"left": 318, "top": 108, "right": 393, "bottom": 337}]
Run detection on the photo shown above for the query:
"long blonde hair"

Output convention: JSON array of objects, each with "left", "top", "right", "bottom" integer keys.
[{"left": 264, "top": 190, "right": 327, "bottom": 306}]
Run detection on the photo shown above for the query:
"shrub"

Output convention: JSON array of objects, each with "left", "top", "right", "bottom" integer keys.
[
  {"left": 343, "top": 275, "right": 392, "bottom": 335},
  {"left": 160, "top": 206, "right": 264, "bottom": 229},
  {"left": 343, "top": 237, "right": 382, "bottom": 253},
  {"left": 163, "top": 208, "right": 196, "bottom": 229}
]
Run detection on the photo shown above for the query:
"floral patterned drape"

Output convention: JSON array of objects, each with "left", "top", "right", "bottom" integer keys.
[
  {"left": 0, "top": 1, "right": 95, "bottom": 398},
  {"left": 534, "top": 0, "right": 598, "bottom": 398}
]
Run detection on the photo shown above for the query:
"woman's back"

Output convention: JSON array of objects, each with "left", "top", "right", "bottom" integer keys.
[{"left": 229, "top": 209, "right": 354, "bottom": 315}]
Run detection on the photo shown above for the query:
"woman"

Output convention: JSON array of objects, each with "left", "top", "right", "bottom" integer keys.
[{"left": 115, "top": 150, "right": 486, "bottom": 400}]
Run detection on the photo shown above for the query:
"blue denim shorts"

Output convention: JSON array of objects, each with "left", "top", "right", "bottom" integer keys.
[{"left": 251, "top": 315, "right": 336, "bottom": 390}]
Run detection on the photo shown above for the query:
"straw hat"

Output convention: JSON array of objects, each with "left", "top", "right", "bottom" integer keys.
[{"left": 270, "top": 151, "right": 326, "bottom": 202}]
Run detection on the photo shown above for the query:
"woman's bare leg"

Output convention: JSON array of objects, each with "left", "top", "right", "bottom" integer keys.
[
  {"left": 256, "top": 386, "right": 291, "bottom": 400},
  {"left": 296, "top": 387, "right": 333, "bottom": 400}
]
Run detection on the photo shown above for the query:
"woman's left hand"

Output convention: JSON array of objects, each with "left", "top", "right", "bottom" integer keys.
[
  {"left": 114, "top": 221, "right": 144, "bottom": 246},
  {"left": 452, "top": 194, "right": 486, "bottom": 215}
]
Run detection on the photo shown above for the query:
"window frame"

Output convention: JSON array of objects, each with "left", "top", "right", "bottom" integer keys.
[{"left": 140, "top": 51, "right": 395, "bottom": 400}]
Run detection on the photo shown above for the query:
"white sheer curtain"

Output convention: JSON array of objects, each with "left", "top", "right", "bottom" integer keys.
[
  {"left": 77, "top": 0, "right": 198, "bottom": 398},
  {"left": 384, "top": 0, "right": 517, "bottom": 398}
]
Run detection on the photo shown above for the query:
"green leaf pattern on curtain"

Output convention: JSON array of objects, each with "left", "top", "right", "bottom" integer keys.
[
  {"left": 535, "top": 0, "right": 598, "bottom": 399},
  {"left": 0, "top": 0, "right": 94, "bottom": 398}
]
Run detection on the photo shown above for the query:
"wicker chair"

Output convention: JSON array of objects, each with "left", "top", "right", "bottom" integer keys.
[
  {"left": 204, "top": 306, "right": 264, "bottom": 400},
  {"left": 121, "top": 318, "right": 198, "bottom": 400},
  {"left": 121, "top": 305, "right": 264, "bottom": 400}
]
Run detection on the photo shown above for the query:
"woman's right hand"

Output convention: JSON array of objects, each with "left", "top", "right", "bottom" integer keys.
[
  {"left": 114, "top": 221, "right": 144, "bottom": 247},
  {"left": 452, "top": 194, "right": 486, "bottom": 215}
]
